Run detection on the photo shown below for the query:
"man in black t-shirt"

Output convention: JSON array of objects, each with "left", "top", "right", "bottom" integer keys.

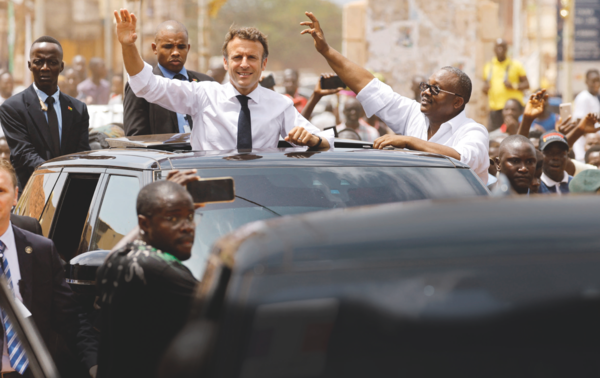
[{"left": 96, "top": 180, "right": 197, "bottom": 378}]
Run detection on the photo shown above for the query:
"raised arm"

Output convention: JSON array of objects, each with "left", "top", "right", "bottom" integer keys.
[
  {"left": 301, "top": 73, "right": 342, "bottom": 120},
  {"left": 567, "top": 113, "right": 600, "bottom": 147},
  {"left": 301, "top": 12, "right": 374, "bottom": 94},
  {"left": 114, "top": 9, "right": 144, "bottom": 77},
  {"left": 518, "top": 89, "right": 548, "bottom": 137}
]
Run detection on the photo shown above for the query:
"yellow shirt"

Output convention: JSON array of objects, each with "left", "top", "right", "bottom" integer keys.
[{"left": 483, "top": 57, "right": 527, "bottom": 110}]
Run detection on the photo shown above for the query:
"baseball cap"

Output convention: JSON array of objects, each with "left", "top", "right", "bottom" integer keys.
[
  {"left": 569, "top": 169, "right": 600, "bottom": 193},
  {"left": 539, "top": 131, "right": 569, "bottom": 151}
]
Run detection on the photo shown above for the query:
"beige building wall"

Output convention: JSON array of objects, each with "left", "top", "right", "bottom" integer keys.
[{"left": 341, "top": 0, "right": 518, "bottom": 125}]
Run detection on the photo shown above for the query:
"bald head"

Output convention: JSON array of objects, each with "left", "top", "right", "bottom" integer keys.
[
  {"left": 155, "top": 20, "right": 189, "bottom": 43},
  {"left": 137, "top": 181, "right": 192, "bottom": 217},
  {"left": 499, "top": 135, "right": 535, "bottom": 158}
]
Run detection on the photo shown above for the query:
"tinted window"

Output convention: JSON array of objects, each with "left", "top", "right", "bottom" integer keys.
[
  {"left": 91, "top": 175, "right": 140, "bottom": 251},
  {"left": 159, "top": 167, "right": 486, "bottom": 278},
  {"left": 14, "top": 171, "right": 60, "bottom": 220}
]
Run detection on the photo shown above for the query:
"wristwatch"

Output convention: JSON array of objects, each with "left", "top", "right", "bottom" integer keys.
[{"left": 310, "top": 135, "right": 322, "bottom": 149}]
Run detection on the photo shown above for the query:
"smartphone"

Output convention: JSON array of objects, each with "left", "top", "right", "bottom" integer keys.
[
  {"left": 320, "top": 75, "right": 346, "bottom": 90},
  {"left": 259, "top": 74, "right": 276, "bottom": 88},
  {"left": 187, "top": 177, "right": 235, "bottom": 204},
  {"left": 559, "top": 103, "right": 572, "bottom": 121}
]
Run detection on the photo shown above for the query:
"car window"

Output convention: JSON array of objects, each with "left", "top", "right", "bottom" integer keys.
[
  {"left": 14, "top": 171, "right": 60, "bottom": 220},
  {"left": 160, "top": 167, "right": 487, "bottom": 279},
  {"left": 91, "top": 175, "right": 140, "bottom": 251},
  {"left": 50, "top": 174, "right": 101, "bottom": 261}
]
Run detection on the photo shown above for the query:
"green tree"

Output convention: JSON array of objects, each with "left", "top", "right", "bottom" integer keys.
[{"left": 210, "top": 0, "right": 342, "bottom": 72}]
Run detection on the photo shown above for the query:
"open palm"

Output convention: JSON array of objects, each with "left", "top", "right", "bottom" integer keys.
[
  {"left": 114, "top": 9, "right": 138, "bottom": 46},
  {"left": 300, "top": 12, "right": 329, "bottom": 54},
  {"left": 523, "top": 89, "right": 547, "bottom": 119}
]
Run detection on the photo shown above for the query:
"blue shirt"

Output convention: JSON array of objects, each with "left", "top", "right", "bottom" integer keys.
[
  {"left": 519, "top": 112, "right": 558, "bottom": 132},
  {"left": 157, "top": 64, "right": 190, "bottom": 134},
  {"left": 33, "top": 83, "right": 62, "bottom": 143}
]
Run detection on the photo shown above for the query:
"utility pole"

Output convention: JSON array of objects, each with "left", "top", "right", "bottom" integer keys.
[
  {"left": 512, "top": 0, "right": 522, "bottom": 59},
  {"left": 105, "top": 0, "right": 113, "bottom": 76},
  {"left": 561, "top": 0, "right": 575, "bottom": 103},
  {"left": 197, "top": 0, "right": 209, "bottom": 73},
  {"left": 33, "top": 0, "right": 44, "bottom": 38},
  {"left": 536, "top": 0, "right": 543, "bottom": 89}
]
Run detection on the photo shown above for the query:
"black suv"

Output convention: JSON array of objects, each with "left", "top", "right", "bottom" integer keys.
[{"left": 14, "top": 135, "right": 488, "bottom": 278}]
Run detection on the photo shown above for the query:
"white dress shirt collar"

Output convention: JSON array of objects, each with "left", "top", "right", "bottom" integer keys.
[
  {"left": 445, "top": 110, "right": 469, "bottom": 132},
  {"left": 222, "top": 81, "right": 262, "bottom": 104},
  {"left": 541, "top": 171, "right": 569, "bottom": 187},
  {"left": 32, "top": 82, "right": 60, "bottom": 104}
]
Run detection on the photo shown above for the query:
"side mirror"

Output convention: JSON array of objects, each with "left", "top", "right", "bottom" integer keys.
[{"left": 67, "top": 250, "right": 109, "bottom": 294}]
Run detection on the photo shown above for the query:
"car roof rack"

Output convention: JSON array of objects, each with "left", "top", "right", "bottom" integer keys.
[{"left": 106, "top": 133, "right": 373, "bottom": 152}]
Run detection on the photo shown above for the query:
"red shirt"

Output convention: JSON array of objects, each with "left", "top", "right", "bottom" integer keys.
[{"left": 285, "top": 92, "right": 307, "bottom": 112}]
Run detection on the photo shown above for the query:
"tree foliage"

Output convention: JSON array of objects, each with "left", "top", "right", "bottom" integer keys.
[{"left": 210, "top": 0, "right": 342, "bottom": 71}]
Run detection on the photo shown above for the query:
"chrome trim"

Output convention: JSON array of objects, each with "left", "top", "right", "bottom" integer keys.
[{"left": 66, "top": 279, "right": 96, "bottom": 285}]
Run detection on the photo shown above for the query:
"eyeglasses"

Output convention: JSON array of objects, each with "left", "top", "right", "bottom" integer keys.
[
  {"left": 419, "top": 82, "right": 463, "bottom": 98},
  {"left": 159, "top": 213, "right": 195, "bottom": 227}
]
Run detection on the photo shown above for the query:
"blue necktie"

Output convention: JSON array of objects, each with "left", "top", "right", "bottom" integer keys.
[
  {"left": 236, "top": 95, "right": 252, "bottom": 150},
  {"left": 0, "top": 241, "right": 29, "bottom": 374}
]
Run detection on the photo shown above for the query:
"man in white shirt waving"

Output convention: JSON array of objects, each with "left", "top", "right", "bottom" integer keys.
[
  {"left": 300, "top": 12, "right": 489, "bottom": 183},
  {"left": 114, "top": 9, "right": 332, "bottom": 151}
]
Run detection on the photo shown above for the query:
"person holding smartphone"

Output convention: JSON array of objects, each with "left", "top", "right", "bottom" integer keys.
[
  {"left": 300, "top": 12, "right": 489, "bottom": 183},
  {"left": 115, "top": 9, "right": 332, "bottom": 152}
]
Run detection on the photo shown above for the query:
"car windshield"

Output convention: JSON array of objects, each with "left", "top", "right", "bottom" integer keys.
[{"left": 158, "top": 167, "right": 487, "bottom": 278}]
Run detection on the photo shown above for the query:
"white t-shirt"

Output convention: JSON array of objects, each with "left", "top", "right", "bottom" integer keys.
[{"left": 572, "top": 90, "right": 600, "bottom": 162}]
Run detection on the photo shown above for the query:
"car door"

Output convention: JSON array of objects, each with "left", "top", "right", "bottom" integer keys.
[
  {"left": 87, "top": 169, "right": 144, "bottom": 253},
  {"left": 34, "top": 167, "right": 106, "bottom": 262}
]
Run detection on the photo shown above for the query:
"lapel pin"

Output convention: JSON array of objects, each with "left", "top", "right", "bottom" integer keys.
[
  {"left": 68, "top": 106, "right": 73, "bottom": 111},
  {"left": 192, "top": 78, "right": 198, "bottom": 82},
  {"left": 25, "top": 246, "right": 32, "bottom": 254}
]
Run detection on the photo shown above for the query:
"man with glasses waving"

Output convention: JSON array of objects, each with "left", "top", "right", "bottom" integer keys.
[{"left": 301, "top": 12, "right": 489, "bottom": 183}]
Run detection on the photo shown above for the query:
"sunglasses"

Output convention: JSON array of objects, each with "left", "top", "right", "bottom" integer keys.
[{"left": 419, "top": 82, "right": 463, "bottom": 98}]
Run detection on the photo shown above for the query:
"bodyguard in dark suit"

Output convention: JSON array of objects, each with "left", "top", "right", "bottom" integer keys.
[
  {"left": 0, "top": 160, "right": 97, "bottom": 377},
  {"left": 123, "top": 20, "right": 214, "bottom": 136},
  {"left": 0, "top": 36, "right": 90, "bottom": 190},
  {"left": 9, "top": 214, "right": 42, "bottom": 236}
]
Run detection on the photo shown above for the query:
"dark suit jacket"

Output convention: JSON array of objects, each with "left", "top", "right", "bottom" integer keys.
[
  {"left": 0, "top": 85, "right": 91, "bottom": 189},
  {"left": 1, "top": 226, "right": 98, "bottom": 375},
  {"left": 123, "top": 65, "right": 214, "bottom": 136},
  {"left": 10, "top": 213, "right": 42, "bottom": 236}
]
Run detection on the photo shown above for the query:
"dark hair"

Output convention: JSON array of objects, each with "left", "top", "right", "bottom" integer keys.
[
  {"left": 0, "top": 159, "right": 17, "bottom": 187},
  {"left": 585, "top": 145, "right": 600, "bottom": 163},
  {"left": 222, "top": 26, "right": 269, "bottom": 62},
  {"left": 136, "top": 181, "right": 192, "bottom": 217},
  {"left": 31, "top": 36, "right": 63, "bottom": 58},
  {"left": 504, "top": 98, "right": 524, "bottom": 113},
  {"left": 440, "top": 66, "right": 472, "bottom": 105},
  {"left": 498, "top": 134, "right": 535, "bottom": 160},
  {"left": 586, "top": 69, "right": 600, "bottom": 80},
  {"left": 529, "top": 129, "right": 543, "bottom": 140}
]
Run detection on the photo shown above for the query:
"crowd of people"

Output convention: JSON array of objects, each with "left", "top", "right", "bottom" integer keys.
[{"left": 0, "top": 4, "right": 596, "bottom": 378}]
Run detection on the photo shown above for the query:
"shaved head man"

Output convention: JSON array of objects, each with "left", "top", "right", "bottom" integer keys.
[
  {"left": 495, "top": 135, "right": 537, "bottom": 194},
  {"left": 123, "top": 18, "right": 215, "bottom": 136},
  {"left": 301, "top": 12, "right": 489, "bottom": 183}
]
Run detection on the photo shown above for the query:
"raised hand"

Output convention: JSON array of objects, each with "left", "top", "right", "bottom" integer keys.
[
  {"left": 523, "top": 89, "right": 548, "bottom": 121},
  {"left": 556, "top": 115, "right": 575, "bottom": 135},
  {"left": 114, "top": 9, "right": 138, "bottom": 46},
  {"left": 314, "top": 73, "right": 343, "bottom": 97},
  {"left": 577, "top": 113, "right": 600, "bottom": 134},
  {"left": 300, "top": 12, "right": 329, "bottom": 54}
]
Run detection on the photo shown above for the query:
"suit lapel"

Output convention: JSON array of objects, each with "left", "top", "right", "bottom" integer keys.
[
  {"left": 12, "top": 226, "right": 33, "bottom": 309},
  {"left": 25, "top": 86, "right": 55, "bottom": 156},
  {"left": 59, "top": 94, "right": 74, "bottom": 155}
]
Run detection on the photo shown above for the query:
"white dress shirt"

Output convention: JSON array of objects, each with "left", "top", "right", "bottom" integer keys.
[
  {"left": 0, "top": 223, "right": 22, "bottom": 373},
  {"left": 33, "top": 83, "right": 63, "bottom": 143},
  {"left": 573, "top": 90, "right": 600, "bottom": 162},
  {"left": 129, "top": 63, "right": 334, "bottom": 150},
  {"left": 356, "top": 78, "right": 490, "bottom": 184}
]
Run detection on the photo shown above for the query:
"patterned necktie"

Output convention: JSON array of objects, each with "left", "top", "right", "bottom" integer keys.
[
  {"left": 173, "top": 73, "right": 194, "bottom": 129},
  {"left": 236, "top": 95, "right": 252, "bottom": 150},
  {"left": 45, "top": 96, "right": 61, "bottom": 157},
  {"left": 0, "top": 241, "right": 29, "bottom": 374}
]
